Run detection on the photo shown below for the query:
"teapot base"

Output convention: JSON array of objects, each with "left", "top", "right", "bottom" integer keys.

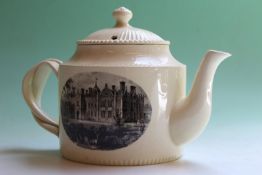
[{"left": 61, "top": 154, "right": 182, "bottom": 166}]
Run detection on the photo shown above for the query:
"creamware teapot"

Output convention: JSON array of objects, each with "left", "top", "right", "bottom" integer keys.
[{"left": 22, "top": 7, "right": 231, "bottom": 165}]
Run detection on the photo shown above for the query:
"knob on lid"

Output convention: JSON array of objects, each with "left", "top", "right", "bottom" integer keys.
[
  {"left": 78, "top": 7, "right": 169, "bottom": 45},
  {"left": 113, "top": 7, "right": 133, "bottom": 27}
]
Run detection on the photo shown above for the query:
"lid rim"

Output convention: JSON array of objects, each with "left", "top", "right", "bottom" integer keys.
[{"left": 77, "top": 40, "right": 170, "bottom": 45}]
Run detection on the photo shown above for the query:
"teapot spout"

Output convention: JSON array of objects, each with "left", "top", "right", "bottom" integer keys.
[{"left": 170, "top": 50, "right": 231, "bottom": 146}]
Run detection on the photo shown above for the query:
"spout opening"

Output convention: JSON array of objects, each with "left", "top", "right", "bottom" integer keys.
[{"left": 208, "top": 50, "right": 232, "bottom": 58}]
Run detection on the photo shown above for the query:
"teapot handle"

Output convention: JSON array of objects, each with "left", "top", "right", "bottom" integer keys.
[{"left": 22, "top": 59, "right": 63, "bottom": 136}]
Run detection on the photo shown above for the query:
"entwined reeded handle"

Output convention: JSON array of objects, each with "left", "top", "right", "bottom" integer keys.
[{"left": 22, "top": 59, "right": 63, "bottom": 136}]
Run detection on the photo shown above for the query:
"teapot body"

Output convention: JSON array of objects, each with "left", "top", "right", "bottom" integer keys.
[{"left": 58, "top": 44, "right": 186, "bottom": 164}]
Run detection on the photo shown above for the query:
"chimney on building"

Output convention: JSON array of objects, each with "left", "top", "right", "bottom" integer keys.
[
  {"left": 130, "top": 86, "right": 136, "bottom": 94},
  {"left": 112, "top": 85, "right": 116, "bottom": 91},
  {"left": 120, "top": 81, "right": 125, "bottom": 91},
  {"left": 89, "top": 87, "right": 92, "bottom": 94},
  {"left": 81, "top": 88, "right": 85, "bottom": 95}
]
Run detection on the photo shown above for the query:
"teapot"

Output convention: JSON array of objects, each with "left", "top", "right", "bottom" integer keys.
[{"left": 22, "top": 7, "right": 231, "bottom": 165}]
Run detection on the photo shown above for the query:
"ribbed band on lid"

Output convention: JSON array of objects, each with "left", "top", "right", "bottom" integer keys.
[{"left": 78, "top": 7, "right": 169, "bottom": 45}]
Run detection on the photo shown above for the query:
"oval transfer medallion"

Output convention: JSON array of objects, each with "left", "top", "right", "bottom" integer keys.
[{"left": 61, "top": 72, "right": 152, "bottom": 150}]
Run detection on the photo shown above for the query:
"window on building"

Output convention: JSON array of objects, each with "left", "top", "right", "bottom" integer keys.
[
  {"left": 77, "top": 111, "right": 79, "bottom": 118},
  {"left": 108, "top": 100, "right": 112, "bottom": 107}
]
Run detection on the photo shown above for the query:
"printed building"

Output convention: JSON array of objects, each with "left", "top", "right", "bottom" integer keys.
[{"left": 61, "top": 80, "right": 147, "bottom": 124}]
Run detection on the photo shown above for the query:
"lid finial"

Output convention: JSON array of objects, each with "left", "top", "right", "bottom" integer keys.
[{"left": 113, "top": 7, "right": 133, "bottom": 28}]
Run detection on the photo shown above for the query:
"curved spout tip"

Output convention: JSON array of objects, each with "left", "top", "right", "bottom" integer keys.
[{"left": 207, "top": 50, "right": 232, "bottom": 60}]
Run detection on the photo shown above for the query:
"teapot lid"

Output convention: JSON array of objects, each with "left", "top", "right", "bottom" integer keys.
[{"left": 78, "top": 7, "right": 169, "bottom": 45}]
